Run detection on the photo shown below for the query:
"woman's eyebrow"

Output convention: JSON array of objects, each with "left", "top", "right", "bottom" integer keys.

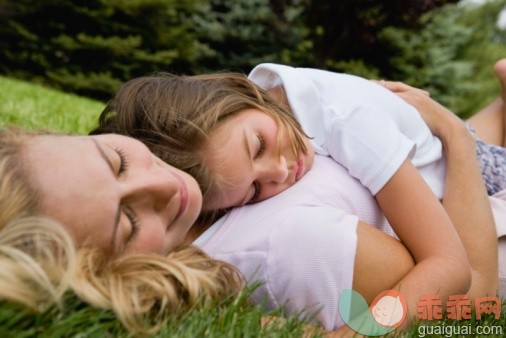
[
  {"left": 92, "top": 138, "right": 114, "bottom": 172},
  {"left": 91, "top": 138, "right": 122, "bottom": 251}
]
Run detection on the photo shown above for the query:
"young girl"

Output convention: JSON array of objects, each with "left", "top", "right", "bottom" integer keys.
[{"left": 248, "top": 61, "right": 506, "bottom": 200}]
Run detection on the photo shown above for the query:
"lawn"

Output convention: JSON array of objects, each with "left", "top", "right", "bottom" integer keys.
[
  {"left": 0, "top": 76, "right": 504, "bottom": 337},
  {"left": 0, "top": 75, "right": 104, "bottom": 133}
]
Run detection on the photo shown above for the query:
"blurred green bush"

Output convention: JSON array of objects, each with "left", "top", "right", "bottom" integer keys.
[{"left": 0, "top": 0, "right": 505, "bottom": 117}]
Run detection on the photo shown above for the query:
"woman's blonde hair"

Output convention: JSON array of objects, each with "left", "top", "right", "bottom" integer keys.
[
  {"left": 0, "top": 127, "right": 243, "bottom": 334},
  {"left": 72, "top": 245, "right": 243, "bottom": 334},
  {"left": 91, "top": 72, "right": 308, "bottom": 213},
  {"left": 0, "top": 127, "right": 75, "bottom": 309}
]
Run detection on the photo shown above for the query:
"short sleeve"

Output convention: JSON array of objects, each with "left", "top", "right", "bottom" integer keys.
[
  {"left": 491, "top": 189, "right": 506, "bottom": 237},
  {"left": 265, "top": 206, "right": 359, "bottom": 330},
  {"left": 325, "top": 105, "right": 416, "bottom": 195}
]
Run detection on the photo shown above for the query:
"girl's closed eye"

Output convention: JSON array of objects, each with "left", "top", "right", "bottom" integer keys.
[
  {"left": 255, "top": 133, "right": 265, "bottom": 159},
  {"left": 249, "top": 181, "right": 261, "bottom": 204},
  {"left": 247, "top": 134, "right": 266, "bottom": 204}
]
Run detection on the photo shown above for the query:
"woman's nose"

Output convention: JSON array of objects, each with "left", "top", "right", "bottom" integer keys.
[
  {"left": 259, "top": 155, "right": 288, "bottom": 183},
  {"left": 125, "top": 165, "right": 179, "bottom": 211}
]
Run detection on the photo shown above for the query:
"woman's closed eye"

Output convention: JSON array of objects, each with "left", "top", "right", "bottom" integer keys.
[
  {"left": 123, "top": 205, "right": 140, "bottom": 246},
  {"left": 115, "top": 147, "right": 129, "bottom": 175}
]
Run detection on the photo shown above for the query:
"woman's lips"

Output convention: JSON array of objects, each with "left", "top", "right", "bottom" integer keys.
[{"left": 171, "top": 172, "right": 189, "bottom": 220}]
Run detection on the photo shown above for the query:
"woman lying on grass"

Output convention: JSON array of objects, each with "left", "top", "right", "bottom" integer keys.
[
  {"left": 0, "top": 129, "right": 244, "bottom": 335},
  {"left": 0, "top": 67, "right": 503, "bottom": 336}
]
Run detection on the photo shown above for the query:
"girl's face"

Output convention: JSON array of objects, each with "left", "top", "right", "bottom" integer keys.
[
  {"left": 202, "top": 108, "right": 314, "bottom": 210},
  {"left": 25, "top": 134, "right": 202, "bottom": 256}
]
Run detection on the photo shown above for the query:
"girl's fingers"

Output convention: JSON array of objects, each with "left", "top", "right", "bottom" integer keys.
[{"left": 373, "top": 79, "right": 430, "bottom": 96}]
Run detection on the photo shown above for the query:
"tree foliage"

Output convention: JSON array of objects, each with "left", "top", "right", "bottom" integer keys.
[
  {"left": 379, "top": 0, "right": 506, "bottom": 117},
  {"left": 0, "top": 0, "right": 207, "bottom": 99},
  {"left": 455, "top": 0, "right": 506, "bottom": 116},
  {"left": 301, "top": 0, "right": 459, "bottom": 73},
  {"left": 379, "top": 5, "right": 475, "bottom": 114},
  {"left": 0, "top": 0, "right": 504, "bottom": 104},
  {"left": 191, "top": 0, "right": 309, "bottom": 72}
]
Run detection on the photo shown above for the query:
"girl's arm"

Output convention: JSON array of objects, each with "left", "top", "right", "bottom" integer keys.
[
  {"left": 375, "top": 159, "right": 471, "bottom": 318},
  {"left": 337, "top": 86, "right": 473, "bottom": 321},
  {"left": 383, "top": 81, "right": 498, "bottom": 297},
  {"left": 336, "top": 82, "right": 498, "bottom": 335}
]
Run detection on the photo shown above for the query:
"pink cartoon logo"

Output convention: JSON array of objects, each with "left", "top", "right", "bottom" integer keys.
[{"left": 370, "top": 289, "right": 408, "bottom": 328}]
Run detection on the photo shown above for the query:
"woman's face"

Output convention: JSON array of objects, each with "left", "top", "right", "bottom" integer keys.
[{"left": 24, "top": 134, "right": 202, "bottom": 256}]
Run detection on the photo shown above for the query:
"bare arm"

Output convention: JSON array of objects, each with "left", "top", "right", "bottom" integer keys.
[
  {"left": 383, "top": 82, "right": 499, "bottom": 297},
  {"left": 342, "top": 221, "right": 415, "bottom": 337},
  {"left": 336, "top": 81, "right": 474, "bottom": 319},
  {"left": 352, "top": 222, "right": 414, "bottom": 303},
  {"left": 375, "top": 160, "right": 471, "bottom": 318}
]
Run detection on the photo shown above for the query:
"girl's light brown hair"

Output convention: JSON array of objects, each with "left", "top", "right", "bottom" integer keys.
[{"left": 91, "top": 72, "right": 308, "bottom": 213}]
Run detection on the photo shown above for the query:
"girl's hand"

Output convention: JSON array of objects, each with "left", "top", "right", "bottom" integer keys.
[{"left": 373, "top": 80, "right": 430, "bottom": 97}]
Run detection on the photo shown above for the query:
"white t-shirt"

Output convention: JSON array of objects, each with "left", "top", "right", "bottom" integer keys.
[
  {"left": 195, "top": 155, "right": 395, "bottom": 330},
  {"left": 248, "top": 63, "right": 446, "bottom": 197}
]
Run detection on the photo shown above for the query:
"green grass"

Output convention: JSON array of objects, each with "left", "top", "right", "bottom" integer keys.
[
  {"left": 1, "top": 76, "right": 505, "bottom": 337},
  {"left": 0, "top": 287, "right": 316, "bottom": 338},
  {"left": 0, "top": 75, "right": 104, "bottom": 133}
]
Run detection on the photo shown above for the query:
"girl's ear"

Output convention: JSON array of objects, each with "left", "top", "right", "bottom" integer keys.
[{"left": 266, "top": 86, "right": 289, "bottom": 107}]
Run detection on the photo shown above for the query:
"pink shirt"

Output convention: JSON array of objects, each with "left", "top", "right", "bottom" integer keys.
[
  {"left": 196, "top": 155, "right": 506, "bottom": 329},
  {"left": 195, "top": 155, "right": 395, "bottom": 329}
]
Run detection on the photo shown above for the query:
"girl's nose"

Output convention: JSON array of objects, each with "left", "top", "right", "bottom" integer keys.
[{"left": 259, "top": 155, "right": 288, "bottom": 183}]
